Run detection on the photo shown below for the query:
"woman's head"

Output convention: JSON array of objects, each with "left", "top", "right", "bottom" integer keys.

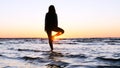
[{"left": 48, "top": 5, "right": 56, "bottom": 13}]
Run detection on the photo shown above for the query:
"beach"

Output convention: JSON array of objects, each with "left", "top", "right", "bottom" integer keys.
[{"left": 0, "top": 38, "right": 120, "bottom": 68}]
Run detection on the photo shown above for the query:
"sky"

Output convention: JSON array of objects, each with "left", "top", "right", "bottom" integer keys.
[{"left": 0, "top": 0, "right": 120, "bottom": 38}]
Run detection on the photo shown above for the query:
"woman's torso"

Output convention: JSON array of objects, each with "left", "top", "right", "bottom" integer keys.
[{"left": 45, "top": 13, "right": 58, "bottom": 31}]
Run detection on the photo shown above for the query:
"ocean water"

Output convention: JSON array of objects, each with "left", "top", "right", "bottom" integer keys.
[{"left": 0, "top": 38, "right": 120, "bottom": 68}]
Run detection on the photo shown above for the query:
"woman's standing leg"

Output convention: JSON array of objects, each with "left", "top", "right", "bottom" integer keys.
[{"left": 46, "top": 31, "right": 53, "bottom": 51}]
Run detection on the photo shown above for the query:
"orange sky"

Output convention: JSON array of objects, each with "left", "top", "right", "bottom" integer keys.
[{"left": 0, "top": 0, "right": 120, "bottom": 38}]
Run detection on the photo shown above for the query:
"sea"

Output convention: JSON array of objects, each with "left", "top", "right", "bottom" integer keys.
[{"left": 0, "top": 38, "right": 120, "bottom": 68}]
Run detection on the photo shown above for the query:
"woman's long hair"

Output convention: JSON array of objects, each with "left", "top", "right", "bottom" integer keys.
[{"left": 48, "top": 5, "right": 56, "bottom": 13}]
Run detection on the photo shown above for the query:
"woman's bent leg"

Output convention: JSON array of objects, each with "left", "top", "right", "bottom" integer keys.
[
  {"left": 46, "top": 31, "right": 53, "bottom": 51},
  {"left": 53, "top": 27, "right": 64, "bottom": 37}
]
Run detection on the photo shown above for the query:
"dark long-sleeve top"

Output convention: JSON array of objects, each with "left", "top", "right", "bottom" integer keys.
[{"left": 45, "top": 12, "right": 58, "bottom": 31}]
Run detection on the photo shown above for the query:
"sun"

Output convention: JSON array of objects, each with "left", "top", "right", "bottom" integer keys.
[{"left": 52, "top": 31, "right": 64, "bottom": 41}]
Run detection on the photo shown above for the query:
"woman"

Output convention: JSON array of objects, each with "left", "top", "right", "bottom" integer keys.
[{"left": 45, "top": 5, "right": 64, "bottom": 51}]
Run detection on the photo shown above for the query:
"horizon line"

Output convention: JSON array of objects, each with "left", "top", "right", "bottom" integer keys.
[{"left": 0, "top": 37, "right": 120, "bottom": 39}]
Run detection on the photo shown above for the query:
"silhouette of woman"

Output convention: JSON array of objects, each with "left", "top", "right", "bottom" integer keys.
[{"left": 45, "top": 5, "right": 64, "bottom": 51}]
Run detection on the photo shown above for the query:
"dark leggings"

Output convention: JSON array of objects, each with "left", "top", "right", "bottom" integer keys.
[{"left": 46, "top": 27, "right": 64, "bottom": 50}]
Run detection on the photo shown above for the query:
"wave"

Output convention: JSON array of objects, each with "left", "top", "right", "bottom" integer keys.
[
  {"left": 21, "top": 56, "right": 41, "bottom": 60},
  {"left": 21, "top": 56, "right": 51, "bottom": 63},
  {"left": 17, "top": 49, "right": 40, "bottom": 52},
  {"left": 0, "top": 38, "right": 120, "bottom": 45},
  {"left": 67, "top": 65, "right": 120, "bottom": 68},
  {"left": 96, "top": 57, "right": 120, "bottom": 62},
  {"left": 47, "top": 61, "right": 69, "bottom": 68},
  {"left": 66, "top": 54, "right": 87, "bottom": 58}
]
